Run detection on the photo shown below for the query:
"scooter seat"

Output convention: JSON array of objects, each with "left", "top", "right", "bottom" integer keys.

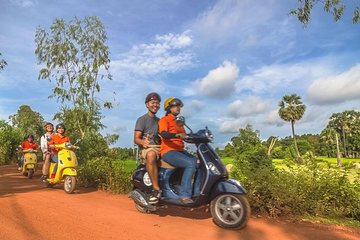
[{"left": 159, "top": 159, "right": 175, "bottom": 169}]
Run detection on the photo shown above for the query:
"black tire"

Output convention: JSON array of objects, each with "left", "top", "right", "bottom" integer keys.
[
  {"left": 210, "top": 194, "right": 250, "bottom": 229},
  {"left": 27, "top": 169, "right": 34, "bottom": 179},
  {"left": 64, "top": 175, "right": 76, "bottom": 194},
  {"left": 135, "top": 204, "right": 151, "bottom": 214}
]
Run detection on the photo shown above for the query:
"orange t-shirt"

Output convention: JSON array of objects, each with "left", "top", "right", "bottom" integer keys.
[
  {"left": 158, "top": 114, "right": 186, "bottom": 156},
  {"left": 48, "top": 133, "right": 70, "bottom": 154},
  {"left": 21, "top": 140, "right": 38, "bottom": 151}
]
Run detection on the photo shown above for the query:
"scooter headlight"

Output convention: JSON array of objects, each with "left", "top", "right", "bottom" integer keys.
[{"left": 207, "top": 162, "right": 220, "bottom": 175}]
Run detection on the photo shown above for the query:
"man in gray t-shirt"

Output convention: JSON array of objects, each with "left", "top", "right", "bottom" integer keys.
[{"left": 134, "top": 92, "right": 162, "bottom": 204}]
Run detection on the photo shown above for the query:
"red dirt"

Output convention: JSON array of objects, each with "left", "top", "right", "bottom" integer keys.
[{"left": 1, "top": 164, "right": 359, "bottom": 240}]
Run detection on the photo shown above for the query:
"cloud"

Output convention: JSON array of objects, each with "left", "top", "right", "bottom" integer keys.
[
  {"left": 10, "top": 0, "right": 37, "bottom": 8},
  {"left": 307, "top": 63, "right": 360, "bottom": 104},
  {"left": 190, "top": 99, "right": 205, "bottom": 111},
  {"left": 218, "top": 118, "right": 244, "bottom": 134},
  {"left": 191, "top": 60, "right": 238, "bottom": 98},
  {"left": 111, "top": 32, "right": 194, "bottom": 76},
  {"left": 227, "top": 96, "right": 270, "bottom": 117},
  {"left": 263, "top": 109, "right": 284, "bottom": 126}
]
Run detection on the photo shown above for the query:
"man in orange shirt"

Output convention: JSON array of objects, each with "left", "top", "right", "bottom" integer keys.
[
  {"left": 48, "top": 123, "right": 70, "bottom": 178},
  {"left": 18, "top": 135, "right": 38, "bottom": 170},
  {"left": 158, "top": 97, "right": 199, "bottom": 204}
]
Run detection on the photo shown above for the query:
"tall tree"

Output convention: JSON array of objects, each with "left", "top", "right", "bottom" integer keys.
[
  {"left": 9, "top": 105, "right": 44, "bottom": 140},
  {"left": 278, "top": 94, "right": 306, "bottom": 163},
  {"left": 328, "top": 110, "right": 360, "bottom": 158},
  {"left": 320, "top": 127, "right": 341, "bottom": 165},
  {"left": 291, "top": 0, "right": 360, "bottom": 26},
  {"left": 0, "top": 52, "right": 7, "bottom": 71},
  {"left": 35, "top": 16, "right": 113, "bottom": 139}
]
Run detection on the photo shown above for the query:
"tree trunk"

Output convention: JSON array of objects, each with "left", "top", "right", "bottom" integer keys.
[
  {"left": 335, "top": 133, "right": 342, "bottom": 166},
  {"left": 291, "top": 120, "right": 302, "bottom": 163},
  {"left": 342, "top": 127, "right": 347, "bottom": 157},
  {"left": 267, "top": 137, "right": 277, "bottom": 156}
]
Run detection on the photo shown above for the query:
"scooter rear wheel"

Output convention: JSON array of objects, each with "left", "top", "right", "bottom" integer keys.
[
  {"left": 210, "top": 193, "right": 250, "bottom": 229},
  {"left": 64, "top": 175, "right": 76, "bottom": 194},
  {"left": 135, "top": 204, "right": 151, "bottom": 214}
]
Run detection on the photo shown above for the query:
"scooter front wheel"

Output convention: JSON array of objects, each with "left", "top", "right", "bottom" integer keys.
[
  {"left": 210, "top": 194, "right": 250, "bottom": 229},
  {"left": 64, "top": 175, "right": 76, "bottom": 194}
]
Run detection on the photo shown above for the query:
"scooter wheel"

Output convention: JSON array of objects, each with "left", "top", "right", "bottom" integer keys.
[
  {"left": 210, "top": 194, "right": 250, "bottom": 229},
  {"left": 64, "top": 175, "right": 76, "bottom": 194},
  {"left": 27, "top": 169, "right": 34, "bottom": 179},
  {"left": 135, "top": 204, "right": 151, "bottom": 214}
]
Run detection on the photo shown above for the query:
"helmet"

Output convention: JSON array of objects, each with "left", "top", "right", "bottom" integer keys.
[
  {"left": 145, "top": 92, "right": 161, "bottom": 103},
  {"left": 163, "top": 97, "right": 184, "bottom": 111},
  {"left": 56, "top": 123, "right": 66, "bottom": 132}
]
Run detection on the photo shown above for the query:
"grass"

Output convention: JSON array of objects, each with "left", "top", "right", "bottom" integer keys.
[{"left": 303, "top": 215, "right": 360, "bottom": 228}]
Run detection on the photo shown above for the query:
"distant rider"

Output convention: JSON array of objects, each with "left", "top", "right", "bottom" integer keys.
[
  {"left": 18, "top": 135, "right": 39, "bottom": 170},
  {"left": 134, "top": 92, "right": 162, "bottom": 204}
]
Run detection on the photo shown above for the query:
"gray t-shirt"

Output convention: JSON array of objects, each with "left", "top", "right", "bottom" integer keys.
[{"left": 135, "top": 113, "right": 161, "bottom": 145}]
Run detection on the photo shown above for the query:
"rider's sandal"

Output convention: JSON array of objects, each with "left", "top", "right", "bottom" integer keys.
[
  {"left": 180, "top": 198, "right": 194, "bottom": 204},
  {"left": 148, "top": 190, "right": 161, "bottom": 204}
]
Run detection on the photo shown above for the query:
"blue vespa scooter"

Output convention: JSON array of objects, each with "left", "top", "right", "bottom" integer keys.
[{"left": 130, "top": 117, "right": 250, "bottom": 229}]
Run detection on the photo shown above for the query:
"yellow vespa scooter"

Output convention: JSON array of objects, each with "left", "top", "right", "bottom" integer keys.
[
  {"left": 45, "top": 142, "right": 79, "bottom": 194},
  {"left": 21, "top": 149, "right": 38, "bottom": 179}
]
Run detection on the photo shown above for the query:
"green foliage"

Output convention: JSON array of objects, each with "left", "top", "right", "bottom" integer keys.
[
  {"left": 0, "top": 120, "right": 23, "bottom": 165},
  {"left": 9, "top": 105, "right": 44, "bottom": 140},
  {"left": 35, "top": 16, "right": 113, "bottom": 139},
  {"left": 232, "top": 150, "right": 360, "bottom": 220},
  {"left": 77, "top": 157, "right": 132, "bottom": 194},
  {"left": 290, "top": 0, "right": 359, "bottom": 25}
]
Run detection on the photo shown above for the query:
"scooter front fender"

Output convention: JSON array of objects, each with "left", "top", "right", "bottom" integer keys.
[
  {"left": 209, "top": 179, "right": 247, "bottom": 201},
  {"left": 62, "top": 168, "right": 77, "bottom": 176}
]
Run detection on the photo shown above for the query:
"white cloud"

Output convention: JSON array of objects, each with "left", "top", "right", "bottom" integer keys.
[
  {"left": 307, "top": 63, "right": 360, "bottom": 104},
  {"left": 190, "top": 99, "right": 205, "bottom": 111},
  {"left": 227, "top": 96, "right": 270, "bottom": 117},
  {"left": 111, "top": 32, "right": 194, "bottom": 76},
  {"left": 192, "top": 60, "right": 238, "bottom": 98},
  {"left": 218, "top": 118, "right": 244, "bottom": 134},
  {"left": 263, "top": 109, "right": 284, "bottom": 126}
]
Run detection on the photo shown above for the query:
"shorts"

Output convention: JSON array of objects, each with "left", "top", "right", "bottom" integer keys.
[{"left": 140, "top": 145, "right": 160, "bottom": 164}]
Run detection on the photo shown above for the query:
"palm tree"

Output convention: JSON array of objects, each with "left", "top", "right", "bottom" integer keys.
[{"left": 278, "top": 94, "right": 306, "bottom": 163}]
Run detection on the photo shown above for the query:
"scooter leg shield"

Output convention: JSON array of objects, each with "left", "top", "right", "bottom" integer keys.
[
  {"left": 62, "top": 168, "right": 77, "bottom": 176},
  {"left": 209, "top": 179, "right": 247, "bottom": 201}
]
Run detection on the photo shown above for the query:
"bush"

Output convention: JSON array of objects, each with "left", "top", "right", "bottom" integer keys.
[
  {"left": 77, "top": 157, "right": 132, "bottom": 194},
  {"left": 232, "top": 152, "right": 360, "bottom": 220}
]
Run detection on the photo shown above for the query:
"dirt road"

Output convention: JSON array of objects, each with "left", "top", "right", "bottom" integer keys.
[{"left": 0, "top": 164, "right": 359, "bottom": 240}]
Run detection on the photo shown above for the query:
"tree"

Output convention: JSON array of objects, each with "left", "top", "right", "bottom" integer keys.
[
  {"left": 9, "top": 105, "right": 44, "bottom": 140},
  {"left": 0, "top": 120, "right": 23, "bottom": 165},
  {"left": 327, "top": 110, "right": 360, "bottom": 158},
  {"left": 278, "top": 94, "right": 306, "bottom": 163},
  {"left": 0, "top": 52, "right": 7, "bottom": 71},
  {"left": 291, "top": 0, "right": 360, "bottom": 26},
  {"left": 35, "top": 16, "right": 113, "bottom": 139}
]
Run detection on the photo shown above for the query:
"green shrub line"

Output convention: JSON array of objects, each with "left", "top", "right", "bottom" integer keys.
[{"left": 77, "top": 154, "right": 360, "bottom": 223}]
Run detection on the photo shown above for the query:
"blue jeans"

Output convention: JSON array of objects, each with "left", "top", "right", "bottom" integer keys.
[
  {"left": 162, "top": 150, "right": 201, "bottom": 198},
  {"left": 51, "top": 154, "right": 59, "bottom": 175}
]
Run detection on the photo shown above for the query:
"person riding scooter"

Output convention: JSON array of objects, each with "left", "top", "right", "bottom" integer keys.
[
  {"left": 40, "top": 122, "right": 54, "bottom": 182},
  {"left": 134, "top": 92, "right": 162, "bottom": 204},
  {"left": 18, "top": 135, "right": 38, "bottom": 170},
  {"left": 158, "top": 97, "right": 201, "bottom": 204},
  {"left": 47, "top": 123, "right": 70, "bottom": 179}
]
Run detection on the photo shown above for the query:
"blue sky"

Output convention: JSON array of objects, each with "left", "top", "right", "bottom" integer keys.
[{"left": 1, "top": 0, "right": 360, "bottom": 148}]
